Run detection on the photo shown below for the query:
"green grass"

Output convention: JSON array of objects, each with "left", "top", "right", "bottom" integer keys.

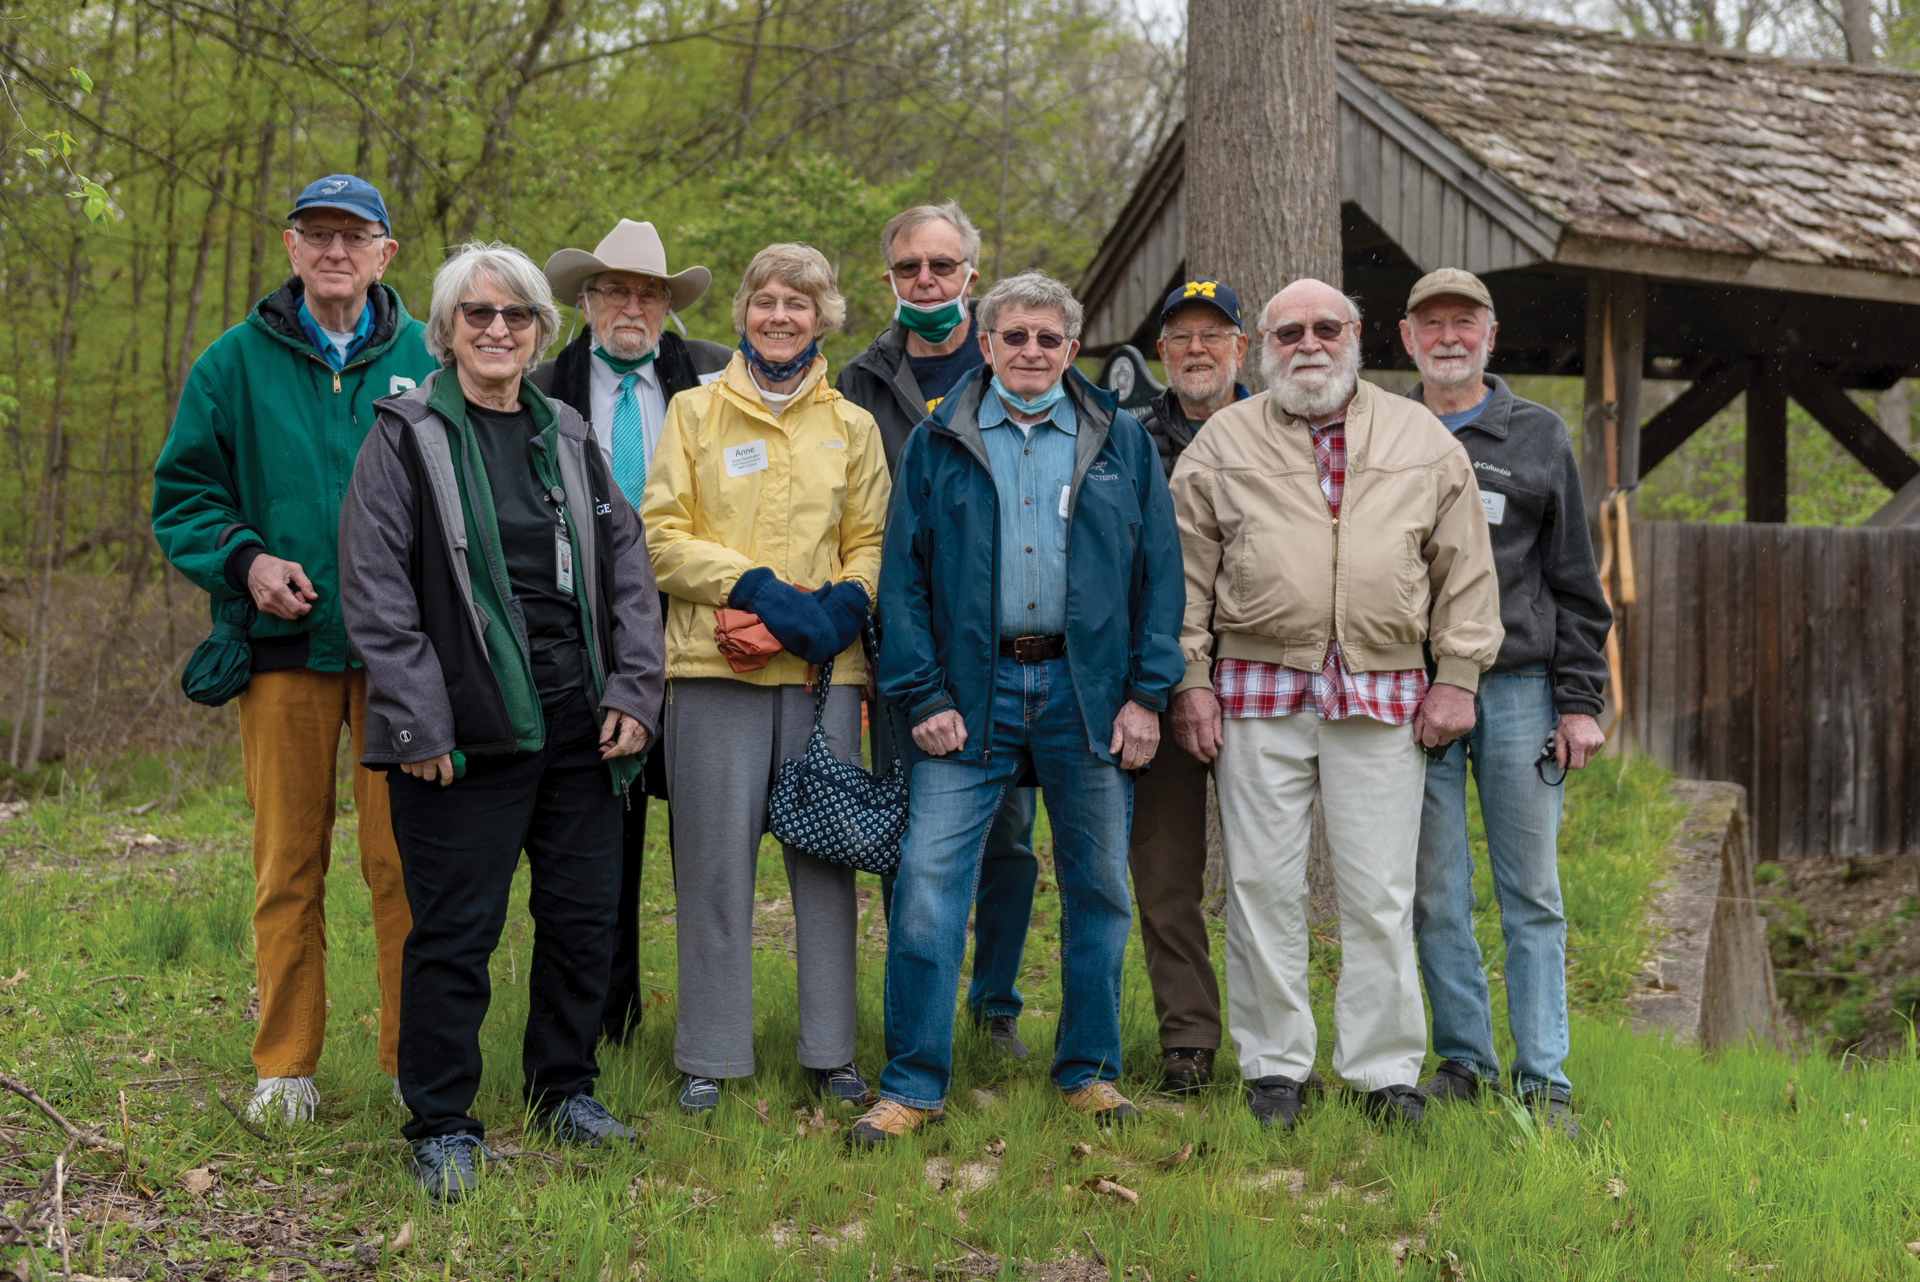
[{"left": 5, "top": 752, "right": 1920, "bottom": 1279}]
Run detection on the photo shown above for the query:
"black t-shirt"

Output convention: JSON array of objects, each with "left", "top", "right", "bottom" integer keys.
[
  {"left": 465, "top": 401, "right": 587, "bottom": 723},
  {"left": 905, "top": 314, "right": 986, "bottom": 411}
]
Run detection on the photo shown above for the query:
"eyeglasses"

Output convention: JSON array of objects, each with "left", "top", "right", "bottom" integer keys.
[
  {"left": 1264, "top": 319, "right": 1357, "bottom": 347},
  {"left": 994, "top": 328, "right": 1066, "bottom": 350},
  {"left": 891, "top": 257, "right": 965, "bottom": 279},
  {"left": 457, "top": 302, "right": 539, "bottom": 332},
  {"left": 1164, "top": 327, "right": 1240, "bottom": 349},
  {"left": 588, "top": 283, "right": 671, "bottom": 309},
  {"left": 295, "top": 226, "right": 387, "bottom": 251}
]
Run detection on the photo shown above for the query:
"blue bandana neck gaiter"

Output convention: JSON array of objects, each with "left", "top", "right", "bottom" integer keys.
[{"left": 739, "top": 337, "right": 819, "bottom": 385}]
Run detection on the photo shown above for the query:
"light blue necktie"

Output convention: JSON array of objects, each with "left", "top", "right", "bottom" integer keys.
[{"left": 609, "top": 368, "right": 647, "bottom": 509}]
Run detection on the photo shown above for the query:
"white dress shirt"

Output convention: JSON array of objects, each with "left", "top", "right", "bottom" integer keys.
[{"left": 586, "top": 348, "right": 667, "bottom": 478}]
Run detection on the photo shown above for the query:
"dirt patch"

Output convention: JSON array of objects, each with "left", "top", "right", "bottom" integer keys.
[{"left": 1759, "top": 852, "right": 1920, "bottom": 1054}]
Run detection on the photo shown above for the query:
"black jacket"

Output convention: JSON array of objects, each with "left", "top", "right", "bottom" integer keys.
[
  {"left": 1408, "top": 375, "right": 1611, "bottom": 716},
  {"left": 1132, "top": 383, "right": 1250, "bottom": 479},
  {"left": 835, "top": 301, "right": 982, "bottom": 474},
  {"left": 528, "top": 328, "right": 732, "bottom": 424}
]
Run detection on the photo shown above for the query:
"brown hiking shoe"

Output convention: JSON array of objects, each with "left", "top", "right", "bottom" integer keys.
[
  {"left": 850, "top": 1099, "right": 942, "bottom": 1149},
  {"left": 1062, "top": 1081, "right": 1142, "bottom": 1126},
  {"left": 1161, "top": 1047, "right": 1215, "bottom": 1094}
]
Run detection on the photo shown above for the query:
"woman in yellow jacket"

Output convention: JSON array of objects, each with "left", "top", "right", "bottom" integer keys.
[{"left": 641, "top": 243, "right": 891, "bottom": 1114}]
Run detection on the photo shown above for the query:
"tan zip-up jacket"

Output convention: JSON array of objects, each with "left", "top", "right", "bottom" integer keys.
[{"left": 1168, "top": 379, "right": 1503, "bottom": 695}]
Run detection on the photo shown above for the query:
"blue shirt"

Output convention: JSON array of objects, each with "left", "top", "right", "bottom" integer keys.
[
  {"left": 297, "top": 296, "right": 372, "bottom": 371},
  {"left": 1436, "top": 385, "right": 1493, "bottom": 433},
  {"left": 979, "top": 388, "right": 1077, "bottom": 639}
]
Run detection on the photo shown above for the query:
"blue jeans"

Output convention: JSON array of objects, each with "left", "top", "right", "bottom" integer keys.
[
  {"left": 1413, "top": 666, "right": 1571, "bottom": 1100},
  {"left": 879, "top": 657, "right": 1133, "bottom": 1109},
  {"left": 875, "top": 704, "right": 1038, "bottom": 1020}
]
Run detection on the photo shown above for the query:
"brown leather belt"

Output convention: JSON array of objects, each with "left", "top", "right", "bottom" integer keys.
[{"left": 998, "top": 634, "right": 1066, "bottom": 662}]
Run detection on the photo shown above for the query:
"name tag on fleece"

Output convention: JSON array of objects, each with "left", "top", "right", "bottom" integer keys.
[
  {"left": 725, "top": 439, "right": 770, "bottom": 477},
  {"left": 1481, "top": 491, "right": 1507, "bottom": 526}
]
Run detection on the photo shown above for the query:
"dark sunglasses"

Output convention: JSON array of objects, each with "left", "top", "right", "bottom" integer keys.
[
  {"left": 995, "top": 328, "right": 1066, "bottom": 350},
  {"left": 891, "top": 257, "right": 964, "bottom": 278},
  {"left": 457, "top": 302, "right": 539, "bottom": 331},
  {"left": 1266, "top": 319, "right": 1356, "bottom": 347}
]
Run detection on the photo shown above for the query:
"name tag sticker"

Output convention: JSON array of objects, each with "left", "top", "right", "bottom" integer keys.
[
  {"left": 556, "top": 530, "right": 574, "bottom": 593},
  {"left": 1481, "top": 491, "right": 1507, "bottom": 526},
  {"left": 821, "top": 438, "right": 846, "bottom": 450},
  {"left": 1058, "top": 485, "right": 1072, "bottom": 519},
  {"left": 725, "top": 439, "right": 770, "bottom": 477}
]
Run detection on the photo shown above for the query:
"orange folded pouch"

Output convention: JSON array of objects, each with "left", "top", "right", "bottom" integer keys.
[{"left": 712, "top": 582, "right": 813, "bottom": 673}]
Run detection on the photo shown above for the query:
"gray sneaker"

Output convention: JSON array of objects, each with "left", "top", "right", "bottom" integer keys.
[
  {"left": 409, "top": 1133, "right": 495, "bottom": 1204},
  {"left": 539, "top": 1095, "right": 639, "bottom": 1147},
  {"left": 981, "top": 1014, "right": 1029, "bottom": 1060}
]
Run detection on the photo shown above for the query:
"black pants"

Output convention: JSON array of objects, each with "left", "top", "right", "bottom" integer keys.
[
  {"left": 599, "top": 794, "right": 653, "bottom": 1043},
  {"left": 390, "top": 709, "right": 623, "bottom": 1142}
]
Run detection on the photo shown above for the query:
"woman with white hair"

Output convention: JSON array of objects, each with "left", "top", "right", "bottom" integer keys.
[
  {"left": 642, "top": 242, "right": 891, "bottom": 1115},
  {"left": 339, "top": 241, "right": 666, "bottom": 1202}
]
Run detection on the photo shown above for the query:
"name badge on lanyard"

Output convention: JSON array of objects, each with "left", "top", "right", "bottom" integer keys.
[{"left": 556, "top": 527, "right": 574, "bottom": 593}]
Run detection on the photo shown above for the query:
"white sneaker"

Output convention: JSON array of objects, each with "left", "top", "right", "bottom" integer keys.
[
  {"left": 246, "top": 1076, "right": 319, "bottom": 1124},
  {"left": 391, "top": 1076, "right": 405, "bottom": 1107}
]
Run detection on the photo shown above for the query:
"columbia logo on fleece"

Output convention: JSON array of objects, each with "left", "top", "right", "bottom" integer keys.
[{"left": 1474, "top": 461, "right": 1513, "bottom": 478}]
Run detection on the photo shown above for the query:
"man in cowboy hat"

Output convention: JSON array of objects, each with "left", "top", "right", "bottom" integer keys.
[{"left": 530, "top": 219, "right": 730, "bottom": 1045}]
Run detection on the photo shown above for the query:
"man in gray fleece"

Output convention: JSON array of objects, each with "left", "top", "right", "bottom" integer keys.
[{"left": 1399, "top": 268, "right": 1612, "bottom": 1136}]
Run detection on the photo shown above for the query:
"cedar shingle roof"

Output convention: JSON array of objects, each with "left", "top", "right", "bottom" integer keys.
[{"left": 1336, "top": 2, "right": 1920, "bottom": 280}]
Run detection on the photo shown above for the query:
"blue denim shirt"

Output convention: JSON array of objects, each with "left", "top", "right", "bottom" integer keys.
[{"left": 979, "top": 388, "right": 1078, "bottom": 639}]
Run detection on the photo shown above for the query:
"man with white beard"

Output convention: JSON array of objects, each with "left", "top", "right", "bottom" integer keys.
[
  {"left": 1397, "top": 269, "right": 1611, "bottom": 1136},
  {"left": 1166, "top": 277, "right": 1502, "bottom": 1130}
]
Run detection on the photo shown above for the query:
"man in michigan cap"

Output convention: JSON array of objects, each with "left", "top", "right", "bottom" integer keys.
[
  {"left": 153, "top": 174, "right": 434, "bottom": 1123},
  {"left": 1398, "top": 268, "right": 1611, "bottom": 1135},
  {"left": 530, "top": 220, "right": 731, "bottom": 1044},
  {"left": 1126, "top": 278, "right": 1249, "bottom": 1094}
]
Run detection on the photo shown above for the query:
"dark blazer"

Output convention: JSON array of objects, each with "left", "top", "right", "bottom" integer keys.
[{"left": 877, "top": 366, "right": 1185, "bottom": 767}]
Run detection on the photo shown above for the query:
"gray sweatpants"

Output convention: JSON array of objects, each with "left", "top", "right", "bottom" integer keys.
[{"left": 665, "top": 678, "right": 863, "bottom": 1078}]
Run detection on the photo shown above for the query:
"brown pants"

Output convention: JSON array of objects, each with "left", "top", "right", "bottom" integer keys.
[
  {"left": 1127, "top": 709, "right": 1220, "bottom": 1051},
  {"left": 236, "top": 668, "right": 409, "bottom": 1078}
]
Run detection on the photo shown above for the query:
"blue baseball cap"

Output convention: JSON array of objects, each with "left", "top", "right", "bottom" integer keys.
[
  {"left": 1161, "top": 279, "right": 1242, "bottom": 329},
  {"left": 286, "top": 174, "right": 390, "bottom": 232}
]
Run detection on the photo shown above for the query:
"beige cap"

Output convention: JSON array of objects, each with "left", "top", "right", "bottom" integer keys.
[{"left": 1406, "top": 267, "right": 1493, "bottom": 314}]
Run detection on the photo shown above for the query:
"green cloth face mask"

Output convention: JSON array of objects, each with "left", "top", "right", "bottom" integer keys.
[{"left": 892, "top": 279, "right": 968, "bottom": 344}]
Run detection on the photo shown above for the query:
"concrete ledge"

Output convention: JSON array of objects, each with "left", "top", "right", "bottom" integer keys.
[{"left": 1629, "top": 780, "right": 1788, "bottom": 1050}]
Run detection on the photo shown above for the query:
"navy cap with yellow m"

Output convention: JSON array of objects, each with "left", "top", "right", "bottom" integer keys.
[{"left": 1161, "top": 279, "right": 1243, "bottom": 330}]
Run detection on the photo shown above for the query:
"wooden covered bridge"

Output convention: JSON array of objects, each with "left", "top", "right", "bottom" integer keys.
[{"left": 1080, "top": 2, "right": 1920, "bottom": 859}]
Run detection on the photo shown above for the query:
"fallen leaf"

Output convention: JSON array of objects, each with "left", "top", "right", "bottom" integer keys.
[
  {"left": 178, "top": 1167, "right": 216, "bottom": 1195},
  {"left": 751, "top": 1098, "right": 773, "bottom": 1126},
  {"left": 1068, "top": 1142, "right": 1093, "bottom": 1159},
  {"left": 1082, "top": 1177, "right": 1138, "bottom": 1206},
  {"left": 1437, "top": 1250, "right": 1469, "bottom": 1282},
  {"left": 983, "top": 1139, "right": 1005, "bottom": 1158},
  {"left": 1906, "top": 1243, "right": 1920, "bottom": 1257},
  {"left": 1605, "top": 1178, "right": 1627, "bottom": 1199},
  {"left": 0, "top": 969, "right": 26, "bottom": 991},
  {"left": 388, "top": 1221, "right": 414, "bottom": 1253},
  {"left": 1155, "top": 1142, "right": 1194, "bottom": 1168},
  {"left": 971, "top": 1088, "right": 1001, "bottom": 1109}
]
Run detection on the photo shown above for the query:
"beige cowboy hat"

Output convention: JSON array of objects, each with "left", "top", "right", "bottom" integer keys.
[{"left": 544, "top": 219, "right": 712, "bottom": 313}]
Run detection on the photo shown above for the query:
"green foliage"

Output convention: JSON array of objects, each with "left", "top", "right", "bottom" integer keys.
[{"left": 1753, "top": 861, "right": 1784, "bottom": 885}]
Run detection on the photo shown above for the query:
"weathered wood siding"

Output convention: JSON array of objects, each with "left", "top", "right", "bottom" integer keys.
[{"left": 1623, "top": 520, "right": 1920, "bottom": 861}]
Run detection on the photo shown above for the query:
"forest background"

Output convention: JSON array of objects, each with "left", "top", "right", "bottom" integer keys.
[{"left": 2, "top": 0, "right": 1919, "bottom": 777}]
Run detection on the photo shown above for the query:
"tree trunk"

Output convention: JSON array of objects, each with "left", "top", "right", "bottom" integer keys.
[
  {"left": 1186, "top": 0, "right": 1341, "bottom": 390},
  {"left": 1839, "top": 0, "right": 1874, "bottom": 66}
]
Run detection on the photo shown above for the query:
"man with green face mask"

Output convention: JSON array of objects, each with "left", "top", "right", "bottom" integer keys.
[{"left": 838, "top": 202, "right": 1041, "bottom": 1065}]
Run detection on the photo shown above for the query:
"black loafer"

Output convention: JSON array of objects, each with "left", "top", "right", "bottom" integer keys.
[
  {"left": 1162, "top": 1047, "right": 1215, "bottom": 1095},
  {"left": 1417, "top": 1059, "right": 1488, "bottom": 1104},
  {"left": 1361, "top": 1084, "right": 1426, "bottom": 1127},
  {"left": 1521, "top": 1090, "right": 1580, "bottom": 1138},
  {"left": 1247, "top": 1075, "right": 1307, "bottom": 1129}
]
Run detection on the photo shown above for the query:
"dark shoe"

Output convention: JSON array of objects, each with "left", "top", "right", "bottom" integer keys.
[
  {"left": 850, "top": 1099, "right": 943, "bottom": 1149},
  {"left": 1361, "top": 1084, "right": 1426, "bottom": 1127},
  {"left": 1246, "top": 1075, "right": 1306, "bottom": 1130},
  {"left": 815, "top": 1063, "right": 878, "bottom": 1108},
  {"left": 1417, "top": 1059, "right": 1488, "bottom": 1104},
  {"left": 677, "top": 1075, "right": 721, "bottom": 1114},
  {"left": 981, "top": 1014, "right": 1030, "bottom": 1060},
  {"left": 1161, "top": 1047, "right": 1216, "bottom": 1095},
  {"left": 539, "top": 1094, "right": 639, "bottom": 1147},
  {"left": 408, "top": 1133, "right": 495, "bottom": 1204},
  {"left": 1062, "top": 1080, "right": 1141, "bottom": 1126},
  {"left": 1522, "top": 1091, "right": 1580, "bottom": 1138}
]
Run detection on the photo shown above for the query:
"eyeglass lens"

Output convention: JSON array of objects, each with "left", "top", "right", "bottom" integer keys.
[
  {"left": 999, "top": 329, "right": 1065, "bottom": 350},
  {"left": 1166, "top": 328, "right": 1237, "bottom": 347},
  {"left": 593, "top": 284, "right": 669, "bottom": 307},
  {"left": 1270, "top": 320, "right": 1351, "bottom": 346},
  {"left": 458, "top": 302, "right": 538, "bottom": 331},
  {"left": 299, "top": 227, "right": 383, "bottom": 250},
  {"left": 892, "top": 258, "right": 962, "bottom": 278}
]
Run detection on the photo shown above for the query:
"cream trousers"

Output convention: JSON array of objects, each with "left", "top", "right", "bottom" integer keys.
[{"left": 1216, "top": 711, "right": 1428, "bottom": 1091}]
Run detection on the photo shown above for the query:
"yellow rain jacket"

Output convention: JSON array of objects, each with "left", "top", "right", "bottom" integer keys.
[{"left": 642, "top": 352, "right": 891, "bottom": 686}]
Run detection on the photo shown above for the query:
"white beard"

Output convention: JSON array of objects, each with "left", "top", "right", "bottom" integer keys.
[
  {"left": 599, "top": 322, "right": 658, "bottom": 362},
  {"left": 1266, "top": 338, "right": 1360, "bottom": 421},
  {"left": 1419, "top": 338, "right": 1490, "bottom": 392}
]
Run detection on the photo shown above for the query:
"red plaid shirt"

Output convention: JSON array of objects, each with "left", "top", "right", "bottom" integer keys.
[{"left": 1214, "top": 418, "right": 1430, "bottom": 726}]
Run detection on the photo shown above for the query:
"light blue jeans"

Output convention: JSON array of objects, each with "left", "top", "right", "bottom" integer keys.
[
  {"left": 879, "top": 656, "right": 1133, "bottom": 1109},
  {"left": 1412, "top": 665, "right": 1572, "bottom": 1101}
]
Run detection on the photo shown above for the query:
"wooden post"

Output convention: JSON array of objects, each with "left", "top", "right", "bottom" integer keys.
[
  {"left": 1746, "top": 365, "right": 1789, "bottom": 523},
  {"left": 1186, "top": 0, "right": 1340, "bottom": 390},
  {"left": 1580, "top": 272, "right": 1646, "bottom": 526}
]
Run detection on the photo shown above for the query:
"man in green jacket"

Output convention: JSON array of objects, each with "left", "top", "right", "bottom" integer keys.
[{"left": 152, "top": 174, "right": 434, "bottom": 1125}]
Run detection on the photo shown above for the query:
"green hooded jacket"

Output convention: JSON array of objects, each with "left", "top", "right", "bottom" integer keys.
[{"left": 152, "top": 277, "right": 436, "bottom": 671}]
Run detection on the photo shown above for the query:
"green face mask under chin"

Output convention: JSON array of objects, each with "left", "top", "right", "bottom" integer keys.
[{"left": 893, "top": 283, "right": 968, "bottom": 344}]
